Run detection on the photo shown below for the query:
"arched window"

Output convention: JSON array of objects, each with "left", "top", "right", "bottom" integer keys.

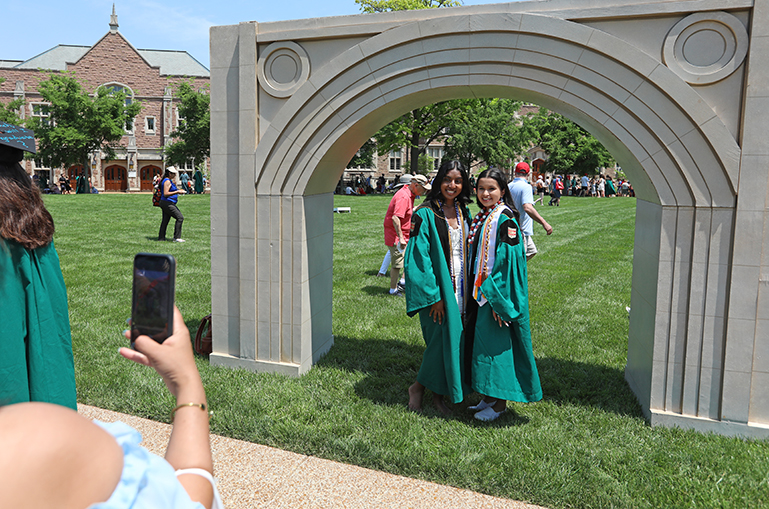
[{"left": 100, "top": 83, "right": 135, "bottom": 133}]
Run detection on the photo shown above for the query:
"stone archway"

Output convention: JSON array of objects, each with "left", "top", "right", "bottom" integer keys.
[{"left": 209, "top": 0, "right": 769, "bottom": 437}]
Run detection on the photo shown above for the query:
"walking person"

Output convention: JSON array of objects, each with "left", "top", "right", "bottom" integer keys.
[
  {"left": 508, "top": 162, "right": 553, "bottom": 261},
  {"left": 158, "top": 166, "right": 186, "bottom": 242},
  {"left": 405, "top": 160, "right": 471, "bottom": 415},
  {"left": 465, "top": 168, "right": 543, "bottom": 422},
  {"left": 552, "top": 176, "right": 563, "bottom": 206}
]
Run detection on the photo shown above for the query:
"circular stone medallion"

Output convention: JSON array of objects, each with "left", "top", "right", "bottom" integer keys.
[
  {"left": 258, "top": 41, "right": 311, "bottom": 98},
  {"left": 663, "top": 11, "right": 748, "bottom": 85}
]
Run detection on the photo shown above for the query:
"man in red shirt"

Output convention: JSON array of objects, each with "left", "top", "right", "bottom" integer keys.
[{"left": 384, "top": 174, "right": 430, "bottom": 296}]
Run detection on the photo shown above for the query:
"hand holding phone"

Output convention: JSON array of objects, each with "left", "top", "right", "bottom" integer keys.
[{"left": 131, "top": 253, "right": 176, "bottom": 344}]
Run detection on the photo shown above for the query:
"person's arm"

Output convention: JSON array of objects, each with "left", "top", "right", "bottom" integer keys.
[
  {"left": 522, "top": 202, "right": 553, "bottom": 235},
  {"left": 120, "top": 307, "right": 213, "bottom": 508},
  {"left": 163, "top": 179, "right": 186, "bottom": 196},
  {"left": 392, "top": 215, "right": 404, "bottom": 248}
]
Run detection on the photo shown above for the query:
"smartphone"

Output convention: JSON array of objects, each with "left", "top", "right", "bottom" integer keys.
[{"left": 131, "top": 253, "right": 176, "bottom": 344}]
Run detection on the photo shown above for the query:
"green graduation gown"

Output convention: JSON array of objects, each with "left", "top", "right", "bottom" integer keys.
[
  {"left": 193, "top": 170, "right": 204, "bottom": 194},
  {"left": 466, "top": 208, "right": 542, "bottom": 403},
  {"left": 0, "top": 238, "right": 77, "bottom": 409},
  {"left": 404, "top": 202, "right": 470, "bottom": 404}
]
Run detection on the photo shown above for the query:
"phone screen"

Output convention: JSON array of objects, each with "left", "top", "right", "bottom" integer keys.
[{"left": 131, "top": 253, "right": 176, "bottom": 343}]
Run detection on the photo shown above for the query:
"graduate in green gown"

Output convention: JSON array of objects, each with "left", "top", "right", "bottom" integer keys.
[
  {"left": 0, "top": 122, "right": 77, "bottom": 409},
  {"left": 465, "top": 168, "right": 542, "bottom": 422},
  {"left": 193, "top": 169, "right": 205, "bottom": 194},
  {"left": 405, "top": 160, "right": 472, "bottom": 414}
]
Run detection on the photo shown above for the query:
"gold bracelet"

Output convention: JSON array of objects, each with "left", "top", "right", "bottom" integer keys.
[{"left": 171, "top": 402, "right": 208, "bottom": 421}]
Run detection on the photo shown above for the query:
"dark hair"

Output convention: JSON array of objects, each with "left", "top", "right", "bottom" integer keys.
[
  {"left": 0, "top": 158, "right": 55, "bottom": 250},
  {"left": 424, "top": 160, "right": 471, "bottom": 207},
  {"left": 475, "top": 167, "right": 515, "bottom": 210}
]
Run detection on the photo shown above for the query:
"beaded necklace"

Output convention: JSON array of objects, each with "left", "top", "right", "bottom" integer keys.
[
  {"left": 467, "top": 198, "right": 503, "bottom": 245},
  {"left": 438, "top": 199, "right": 464, "bottom": 301}
]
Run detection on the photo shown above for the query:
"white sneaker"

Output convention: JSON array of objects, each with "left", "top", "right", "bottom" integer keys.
[
  {"left": 474, "top": 406, "right": 506, "bottom": 422},
  {"left": 173, "top": 238, "right": 186, "bottom": 243},
  {"left": 468, "top": 399, "right": 497, "bottom": 412}
]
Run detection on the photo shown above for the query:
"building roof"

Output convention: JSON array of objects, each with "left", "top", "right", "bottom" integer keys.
[
  {"left": 7, "top": 43, "right": 209, "bottom": 77},
  {"left": 136, "top": 49, "right": 209, "bottom": 77},
  {"left": 12, "top": 45, "right": 90, "bottom": 71}
]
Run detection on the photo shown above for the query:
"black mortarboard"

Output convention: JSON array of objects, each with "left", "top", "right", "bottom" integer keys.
[{"left": 0, "top": 121, "right": 36, "bottom": 154}]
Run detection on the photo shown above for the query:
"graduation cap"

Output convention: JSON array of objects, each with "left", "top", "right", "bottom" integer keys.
[{"left": 0, "top": 121, "right": 36, "bottom": 155}]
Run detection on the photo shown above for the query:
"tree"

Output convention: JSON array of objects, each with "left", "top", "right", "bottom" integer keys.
[
  {"left": 346, "top": 138, "right": 376, "bottom": 168},
  {"left": 0, "top": 78, "right": 25, "bottom": 124},
  {"left": 356, "top": 0, "right": 459, "bottom": 13},
  {"left": 375, "top": 100, "right": 467, "bottom": 174},
  {"left": 442, "top": 98, "right": 525, "bottom": 173},
  {"left": 356, "top": 0, "right": 461, "bottom": 174},
  {"left": 29, "top": 73, "right": 141, "bottom": 181},
  {"left": 164, "top": 81, "right": 210, "bottom": 169},
  {"left": 520, "top": 108, "right": 615, "bottom": 175}
]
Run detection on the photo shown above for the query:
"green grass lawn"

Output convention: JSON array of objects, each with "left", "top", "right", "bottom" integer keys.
[{"left": 44, "top": 193, "right": 769, "bottom": 509}]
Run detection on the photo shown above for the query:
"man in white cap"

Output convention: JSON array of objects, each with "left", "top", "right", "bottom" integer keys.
[
  {"left": 383, "top": 174, "right": 430, "bottom": 295},
  {"left": 508, "top": 162, "right": 553, "bottom": 260}
]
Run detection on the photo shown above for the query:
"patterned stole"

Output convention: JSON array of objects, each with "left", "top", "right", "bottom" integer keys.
[{"left": 471, "top": 204, "right": 508, "bottom": 306}]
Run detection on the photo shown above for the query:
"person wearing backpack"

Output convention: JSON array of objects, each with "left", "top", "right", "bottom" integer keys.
[{"left": 158, "top": 167, "right": 187, "bottom": 242}]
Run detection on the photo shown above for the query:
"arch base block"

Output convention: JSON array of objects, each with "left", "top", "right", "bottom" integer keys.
[
  {"left": 210, "top": 336, "right": 334, "bottom": 377},
  {"left": 648, "top": 408, "right": 769, "bottom": 439}
]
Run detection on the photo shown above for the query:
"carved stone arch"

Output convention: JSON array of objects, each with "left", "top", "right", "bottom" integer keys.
[{"left": 210, "top": 2, "right": 769, "bottom": 437}]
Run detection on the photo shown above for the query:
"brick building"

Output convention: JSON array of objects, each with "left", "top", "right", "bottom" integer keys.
[{"left": 0, "top": 7, "right": 209, "bottom": 192}]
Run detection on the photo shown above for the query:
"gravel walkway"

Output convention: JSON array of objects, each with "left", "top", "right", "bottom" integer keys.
[{"left": 79, "top": 404, "right": 547, "bottom": 509}]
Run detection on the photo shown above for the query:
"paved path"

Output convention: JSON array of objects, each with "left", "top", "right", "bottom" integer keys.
[{"left": 79, "top": 404, "right": 547, "bottom": 509}]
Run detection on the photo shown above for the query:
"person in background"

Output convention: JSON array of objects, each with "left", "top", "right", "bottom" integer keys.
[
  {"left": 508, "top": 162, "right": 553, "bottom": 261},
  {"left": 0, "top": 121, "right": 77, "bottom": 410},
  {"left": 0, "top": 306, "right": 223, "bottom": 509},
  {"left": 383, "top": 174, "right": 429, "bottom": 296},
  {"left": 180, "top": 170, "right": 191, "bottom": 194},
  {"left": 159, "top": 166, "right": 187, "bottom": 242},
  {"left": 59, "top": 173, "right": 72, "bottom": 194},
  {"left": 194, "top": 169, "right": 205, "bottom": 194}
]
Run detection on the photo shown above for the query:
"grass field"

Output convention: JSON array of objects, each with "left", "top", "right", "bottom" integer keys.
[{"left": 43, "top": 192, "right": 769, "bottom": 509}]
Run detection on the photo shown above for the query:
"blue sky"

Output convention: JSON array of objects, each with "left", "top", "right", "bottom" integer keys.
[{"left": 4, "top": 0, "right": 501, "bottom": 69}]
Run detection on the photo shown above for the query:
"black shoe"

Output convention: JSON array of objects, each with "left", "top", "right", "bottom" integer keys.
[
  {"left": 387, "top": 288, "right": 404, "bottom": 297},
  {"left": 397, "top": 281, "right": 406, "bottom": 291}
]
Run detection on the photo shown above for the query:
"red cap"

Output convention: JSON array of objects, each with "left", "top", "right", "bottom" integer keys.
[{"left": 515, "top": 162, "right": 530, "bottom": 174}]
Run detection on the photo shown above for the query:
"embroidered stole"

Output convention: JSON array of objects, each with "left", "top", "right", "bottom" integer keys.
[{"left": 471, "top": 204, "right": 508, "bottom": 306}]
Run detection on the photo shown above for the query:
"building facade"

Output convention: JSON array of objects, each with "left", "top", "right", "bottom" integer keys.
[{"left": 0, "top": 8, "right": 209, "bottom": 192}]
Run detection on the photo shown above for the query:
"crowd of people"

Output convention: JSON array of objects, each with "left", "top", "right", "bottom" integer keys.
[{"left": 534, "top": 173, "right": 634, "bottom": 204}]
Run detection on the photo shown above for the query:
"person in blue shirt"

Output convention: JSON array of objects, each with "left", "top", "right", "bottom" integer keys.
[
  {"left": 507, "top": 162, "right": 553, "bottom": 260},
  {"left": 159, "top": 167, "right": 187, "bottom": 242}
]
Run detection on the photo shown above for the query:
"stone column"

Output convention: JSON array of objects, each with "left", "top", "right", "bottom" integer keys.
[{"left": 722, "top": 2, "right": 769, "bottom": 427}]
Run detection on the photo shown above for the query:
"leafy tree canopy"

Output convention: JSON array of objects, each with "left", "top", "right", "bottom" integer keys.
[
  {"left": 0, "top": 78, "right": 25, "bottom": 125},
  {"left": 164, "top": 81, "right": 210, "bottom": 168},
  {"left": 375, "top": 100, "right": 469, "bottom": 173},
  {"left": 347, "top": 138, "right": 377, "bottom": 168},
  {"left": 355, "top": 0, "right": 461, "bottom": 173},
  {"left": 29, "top": 73, "right": 141, "bottom": 172},
  {"left": 356, "top": 0, "right": 459, "bottom": 13},
  {"left": 442, "top": 98, "right": 524, "bottom": 173},
  {"left": 520, "top": 108, "right": 615, "bottom": 176}
]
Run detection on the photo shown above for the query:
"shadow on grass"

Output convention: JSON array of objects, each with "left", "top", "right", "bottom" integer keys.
[
  {"left": 360, "top": 284, "right": 400, "bottom": 296},
  {"left": 318, "top": 335, "right": 643, "bottom": 421}
]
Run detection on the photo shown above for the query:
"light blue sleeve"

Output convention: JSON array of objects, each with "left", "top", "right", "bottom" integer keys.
[{"left": 88, "top": 421, "right": 205, "bottom": 509}]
